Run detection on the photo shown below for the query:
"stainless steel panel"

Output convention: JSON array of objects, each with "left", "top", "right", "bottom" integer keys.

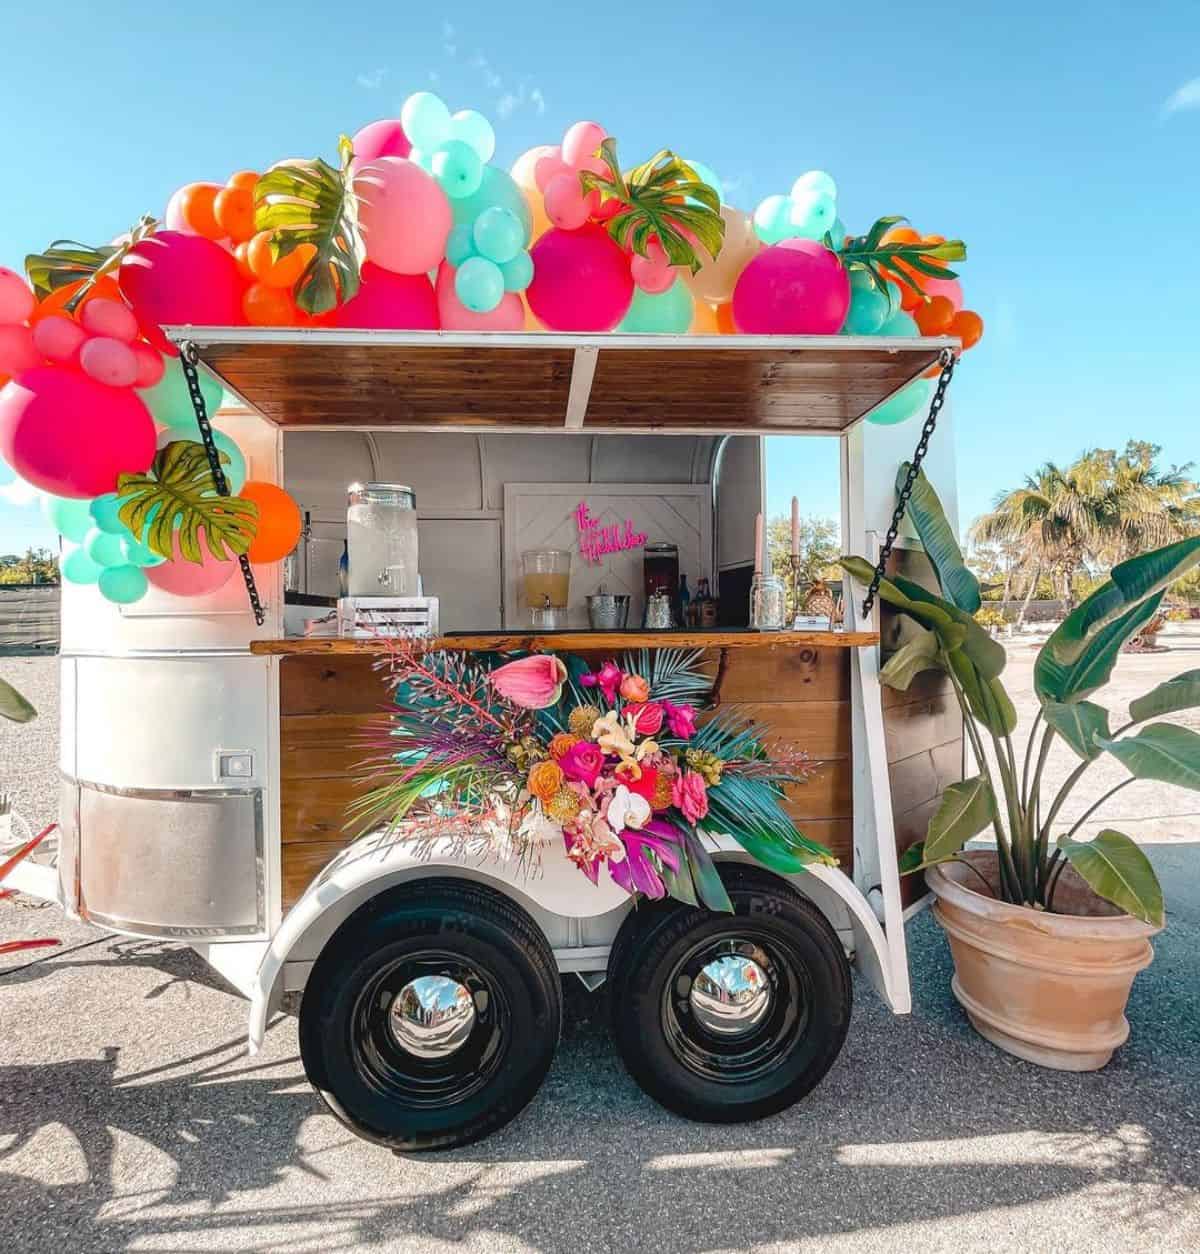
[{"left": 77, "top": 781, "right": 265, "bottom": 938}]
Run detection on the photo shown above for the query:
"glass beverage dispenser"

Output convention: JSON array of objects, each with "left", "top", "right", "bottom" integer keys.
[{"left": 346, "top": 483, "right": 419, "bottom": 597}]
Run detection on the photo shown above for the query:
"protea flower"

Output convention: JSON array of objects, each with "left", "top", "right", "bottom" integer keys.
[{"left": 490, "top": 654, "right": 567, "bottom": 709}]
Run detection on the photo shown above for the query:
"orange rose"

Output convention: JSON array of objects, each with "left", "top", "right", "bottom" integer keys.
[
  {"left": 619, "top": 673, "right": 650, "bottom": 703},
  {"left": 549, "top": 732, "right": 581, "bottom": 760},
  {"left": 528, "top": 760, "right": 565, "bottom": 804}
]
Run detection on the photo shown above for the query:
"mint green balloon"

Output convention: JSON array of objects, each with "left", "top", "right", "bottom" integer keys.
[
  {"left": 432, "top": 140, "right": 483, "bottom": 200},
  {"left": 455, "top": 256, "right": 505, "bottom": 313},
  {"left": 843, "top": 272, "right": 889, "bottom": 336},
  {"left": 61, "top": 544, "right": 101, "bottom": 585},
  {"left": 788, "top": 190, "right": 837, "bottom": 240},
  {"left": 401, "top": 91, "right": 453, "bottom": 151},
  {"left": 211, "top": 430, "right": 246, "bottom": 494},
  {"left": 450, "top": 167, "right": 533, "bottom": 243},
  {"left": 753, "top": 194, "right": 794, "bottom": 245},
  {"left": 140, "top": 359, "right": 223, "bottom": 429},
  {"left": 450, "top": 109, "right": 496, "bottom": 162},
  {"left": 84, "top": 527, "right": 126, "bottom": 568},
  {"left": 473, "top": 207, "right": 524, "bottom": 265},
  {"left": 89, "top": 493, "right": 126, "bottom": 534},
  {"left": 120, "top": 534, "right": 166, "bottom": 567},
  {"left": 618, "top": 280, "right": 694, "bottom": 334},
  {"left": 685, "top": 159, "right": 724, "bottom": 205},
  {"left": 878, "top": 309, "right": 919, "bottom": 337},
  {"left": 41, "top": 494, "right": 94, "bottom": 543},
  {"left": 500, "top": 250, "right": 534, "bottom": 293},
  {"left": 868, "top": 378, "right": 934, "bottom": 426},
  {"left": 98, "top": 564, "right": 149, "bottom": 605},
  {"left": 446, "top": 224, "right": 476, "bottom": 268},
  {"left": 792, "top": 169, "right": 837, "bottom": 201}
]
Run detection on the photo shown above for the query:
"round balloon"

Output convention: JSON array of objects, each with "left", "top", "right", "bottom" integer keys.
[
  {"left": 61, "top": 543, "right": 101, "bottom": 585},
  {"left": 351, "top": 117, "right": 412, "bottom": 162},
  {"left": 355, "top": 158, "right": 452, "bottom": 275},
  {"left": 240, "top": 480, "right": 302, "bottom": 563},
  {"left": 146, "top": 531, "right": 238, "bottom": 597},
  {"left": 455, "top": 256, "right": 504, "bottom": 313},
  {"left": 450, "top": 109, "right": 496, "bottom": 162},
  {"left": 509, "top": 146, "right": 555, "bottom": 242},
  {"left": 99, "top": 564, "right": 149, "bottom": 604},
  {"left": 119, "top": 232, "right": 247, "bottom": 330},
  {"left": 400, "top": 92, "right": 453, "bottom": 151},
  {"left": 42, "top": 493, "right": 94, "bottom": 543},
  {"left": 80, "top": 298, "right": 139, "bottom": 343},
  {"left": 334, "top": 263, "right": 438, "bottom": 329},
  {"left": 89, "top": 492, "right": 127, "bottom": 534},
  {"left": 0, "top": 326, "right": 40, "bottom": 378},
  {"left": 561, "top": 121, "right": 606, "bottom": 167},
  {"left": 435, "top": 262, "right": 524, "bottom": 331},
  {"left": 84, "top": 527, "right": 127, "bottom": 568},
  {"left": 120, "top": 534, "right": 166, "bottom": 567},
  {"left": 140, "top": 357, "right": 223, "bottom": 427},
  {"left": 445, "top": 224, "right": 476, "bottom": 268},
  {"left": 843, "top": 271, "right": 890, "bottom": 336},
  {"left": 753, "top": 194, "right": 795, "bottom": 245},
  {"left": 473, "top": 207, "right": 524, "bottom": 265},
  {"left": 0, "top": 368, "right": 156, "bottom": 498},
  {"left": 155, "top": 428, "right": 246, "bottom": 493},
  {"left": 923, "top": 275, "right": 964, "bottom": 311},
  {"left": 618, "top": 280, "right": 694, "bottom": 333},
  {"left": 500, "top": 251, "right": 534, "bottom": 293},
  {"left": 867, "top": 377, "right": 934, "bottom": 426},
  {"left": 527, "top": 225, "right": 634, "bottom": 332},
  {"left": 451, "top": 167, "right": 533, "bottom": 244},
  {"left": 683, "top": 206, "right": 762, "bottom": 305},
  {"left": 431, "top": 140, "right": 483, "bottom": 200},
  {"left": 0, "top": 266, "right": 35, "bottom": 325},
  {"left": 80, "top": 337, "right": 139, "bottom": 388},
  {"left": 732, "top": 239, "right": 850, "bottom": 335},
  {"left": 32, "top": 315, "right": 86, "bottom": 366}
]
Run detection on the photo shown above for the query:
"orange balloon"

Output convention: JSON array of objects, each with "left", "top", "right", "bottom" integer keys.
[
  {"left": 715, "top": 302, "right": 737, "bottom": 335},
  {"left": 950, "top": 309, "right": 983, "bottom": 350},
  {"left": 30, "top": 275, "right": 123, "bottom": 324},
  {"left": 915, "top": 295, "right": 956, "bottom": 335},
  {"left": 246, "top": 232, "right": 315, "bottom": 288},
  {"left": 178, "top": 183, "right": 224, "bottom": 240},
  {"left": 240, "top": 481, "right": 303, "bottom": 563},
  {"left": 690, "top": 300, "right": 721, "bottom": 333},
  {"left": 243, "top": 283, "right": 299, "bottom": 326},
  {"left": 226, "top": 169, "right": 259, "bottom": 193},
  {"left": 881, "top": 225, "right": 921, "bottom": 245},
  {"left": 233, "top": 241, "right": 256, "bottom": 283},
  {"left": 214, "top": 185, "right": 256, "bottom": 243}
]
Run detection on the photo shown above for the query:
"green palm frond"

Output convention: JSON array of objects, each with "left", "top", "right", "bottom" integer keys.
[
  {"left": 25, "top": 215, "right": 157, "bottom": 308},
  {"left": 840, "top": 215, "right": 966, "bottom": 303},
  {"left": 623, "top": 648, "right": 712, "bottom": 701},
  {"left": 705, "top": 774, "right": 835, "bottom": 870},
  {"left": 578, "top": 138, "right": 725, "bottom": 275},
  {"left": 116, "top": 441, "right": 259, "bottom": 564},
  {"left": 254, "top": 135, "right": 365, "bottom": 315}
]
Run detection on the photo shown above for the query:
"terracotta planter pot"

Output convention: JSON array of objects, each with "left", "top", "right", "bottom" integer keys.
[{"left": 926, "top": 851, "right": 1161, "bottom": 1071}]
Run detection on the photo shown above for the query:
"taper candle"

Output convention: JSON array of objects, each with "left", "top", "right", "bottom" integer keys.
[{"left": 754, "top": 511, "right": 764, "bottom": 574}]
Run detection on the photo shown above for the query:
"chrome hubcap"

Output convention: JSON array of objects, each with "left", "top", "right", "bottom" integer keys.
[
  {"left": 388, "top": 975, "right": 477, "bottom": 1059},
  {"left": 688, "top": 952, "right": 773, "bottom": 1038}
]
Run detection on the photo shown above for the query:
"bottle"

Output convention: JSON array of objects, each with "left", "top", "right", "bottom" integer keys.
[
  {"left": 338, "top": 539, "right": 349, "bottom": 598},
  {"left": 699, "top": 577, "right": 718, "bottom": 627},
  {"left": 678, "top": 573, "right": 690, "bottom": 628}
]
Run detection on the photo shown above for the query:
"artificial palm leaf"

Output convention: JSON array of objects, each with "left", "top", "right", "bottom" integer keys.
[
  {"left": 25, "top": 215, "right": 157, "bottom": 307},
  {"left": 705, "top": 773, "right": 835, "bottom": 868},
  {"left": 578, "top": 139, "right": 725, "bottom": 274},
  {"left": 840, "top": 216, "right": 966, "bottom": 303},
  {"left": 254, "top": 135, "right": 365, "bottom": 315},
  {"left": 117, "top": 441, "right": 259, "bottom": 564},
  {"left": 626, "top": 648, "right": 712, "bottom": 701}
]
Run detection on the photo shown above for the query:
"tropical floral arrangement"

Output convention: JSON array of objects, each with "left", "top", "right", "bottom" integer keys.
[{"left": 351, "top": 643, "right": 832, "bottom": 912}]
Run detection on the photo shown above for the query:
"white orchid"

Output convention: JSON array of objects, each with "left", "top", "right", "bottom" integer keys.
[{"left": 606, "top": 783, "right": 651, "bottom": 833}]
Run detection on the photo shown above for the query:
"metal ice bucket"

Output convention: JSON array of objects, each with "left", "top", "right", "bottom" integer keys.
[{"left": 586, "top": 593, "right": 631, "bottom": 630}]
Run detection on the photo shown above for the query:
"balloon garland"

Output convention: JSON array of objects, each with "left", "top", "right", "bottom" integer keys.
[{"left": 0, "top": 91, "right": 982, "bottom": 609}]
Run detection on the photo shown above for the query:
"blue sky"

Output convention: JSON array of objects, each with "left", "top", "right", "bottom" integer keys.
[{"left": 2, "top": 1, "right": 1198, "bottom": 551}]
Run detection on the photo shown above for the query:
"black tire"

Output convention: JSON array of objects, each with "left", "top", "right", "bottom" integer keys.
[
  {"left": 607, "top": 865, "right": 851, "bottom": 1123},
  {"left": 299, "top": 878, "right": 562, "bottom": 1152}
]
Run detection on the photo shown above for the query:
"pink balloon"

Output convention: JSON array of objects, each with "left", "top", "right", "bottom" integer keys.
[
  {"left": 33, "top": 315, "right": 86, "bottom": 366},
  {"left": 164, "top": 187, "right": 190, "bottom": 232},
  {"left": 543, "top": 172, "right": 590, "bottom": 231},
  {"left": 352, "top": 118, "right": 412, "bottom": 161},
  {"left": 435, "top": 262, "right": 524, "bottom": 331},
  {"left": 119, "top": 232, "right": 247, "bottom": 331},
  {"left": 131, "top": 342, "right": 165, "bottom": 389},
  {"left": 533, "top": 152, "right": 570, "bottom": 193},
  {"left": 527, "top": 225, "right": 634, "bottom": 332},
  {"left": 80, "top": 298, "right": 139, "bottom": 343},
  {"left": 631, "top": 242, "right": 674, "bottom": 294},
  {"left": 922, "top": 275, "right": 963, "bottom": 312},
  {"left": 0, "top": 366, "right": 156, "bottom": 497},
  {"left": 732, "top": 239, "right": 850, "bottom": 335},
  {"left": 354, "top": 158, "right": 452, "bottom": 276},
  {"left": 0, "top": 267, "right": 35, "bottom": 326},
  {"left": 146, "top": 530, "right": 237, "bottom": 597},
  {"left": 80, "top": 337, "right": 139, "bottom": 388},
  {"left": 334, "top": 263, "right": 439, "bottom": 329},
  {"left": 0, "top": 325, "right": 40, "bottom": 377},
  {"left": 561, "top": 121, "right": 607, "bottom": 168}
]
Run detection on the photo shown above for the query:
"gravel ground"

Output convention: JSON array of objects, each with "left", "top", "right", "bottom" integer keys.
[{"left": 2, "top": 650, "right": 1199, "bottom": 1253}]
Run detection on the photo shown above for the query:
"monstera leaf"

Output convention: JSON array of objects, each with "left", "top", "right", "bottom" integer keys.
[
  {"left": 1042, "top": 700, "right": 1112, "bottom": 762},
  {"left": 897, "top": 465, "right": 980, "bottom": 612},
  {"left": 0, "top": 678, "right": 36, "bottom": 724},
  {"left": 117, "top": 441, "right": 259, "bottom": 564},
  {"left": 839, "top": 216, "right": 966, "bottom": 302},
  {"left": 25, "top": 215, "right": 157, "bottom": 306},
  {"left": 578, "top": 138, "right": 725, "bottom": 274},
  {"left": 254, "top": 135, "right": 365, "bottom": 314},
  {"left": 1057, "top": 830, "right": 1163, "bottom": 926}
]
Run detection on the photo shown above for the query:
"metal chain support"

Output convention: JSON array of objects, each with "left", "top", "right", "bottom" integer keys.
[
  {"left": 860, "top": 348, "right": 957, "bottom": 619},
  {"left": 179, "top": 341, "right": 266, "bottom": 626}
]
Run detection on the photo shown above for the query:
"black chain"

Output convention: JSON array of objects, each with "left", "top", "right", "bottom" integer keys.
[
  {"left": 179, "top": 341, "right": 265, "bottom": 626},
  {"left": 860, "top": 348, "right": 957, "bottom": 619}
]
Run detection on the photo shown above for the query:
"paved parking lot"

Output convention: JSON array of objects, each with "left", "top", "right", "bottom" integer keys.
[{"left": 3, "top": 653, "right": 1200, "bottom": 1252}]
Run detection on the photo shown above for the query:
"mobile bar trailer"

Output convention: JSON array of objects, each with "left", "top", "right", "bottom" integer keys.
[{"left": 6, "top": 329, "right": 964, "bottom": 1151}]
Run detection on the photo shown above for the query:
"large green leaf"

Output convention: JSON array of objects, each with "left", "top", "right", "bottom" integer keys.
[
  {"left": 1057, "top": 830, "right": 1163, "bottom": 926},
  {"left": 840, "top": 557, "right": 963, "bottom": 643},
  {"left": 1034, "top": 590, "right": 1165, "bottom": 704},
  {"left": 947, "top": 648, "right": 1017, "bottom": 735},
  {"left": 0, "top": 677, "right": 36, "bottom": 723},
  {"left": 891, "top": 573, "right": 1005, "bottom": 680},
  {"left": 898, "top": 466, "right": 981, "bottom": 612},
  {"left": 878, "top": 627, "right": 951, "bottom": 691},
  {"left": 1096, "top": 723, "right": 1200, "bottom": 791},
  {"left": 24, "top": 216, "right": 156, "bottom": 305},
  {"left": 682, "top": 828, "right": 733, "bottom": 913},
  {"left": 840, "top": 217, "right": 966, "bottom": 303},
  {"left": 117, "top": 441, "right": 259, "bottom": 564},
  {"left": 1042, "top": 700, "right": 1111, "bottom": 762},
  {"left": 254, "top": 136, "right": 365, "bottom": 315},
  {"left": 578, "top": 138, "right": 725, "bottom": 274},
  {"left": 1129, "top": 669, "right": 1200, "bottom": 723},
  {"left": 925, "top": 775, "right": 996, "bottom": 862}
]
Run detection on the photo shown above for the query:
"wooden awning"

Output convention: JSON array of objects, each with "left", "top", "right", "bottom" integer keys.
[{"left": 169, "top": 328, "right": 953, "bottom": 437}]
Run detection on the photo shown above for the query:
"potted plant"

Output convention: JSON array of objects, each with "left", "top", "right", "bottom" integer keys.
[{"left": 843, "top": 468, "right": 1200, "bottom": 1071}]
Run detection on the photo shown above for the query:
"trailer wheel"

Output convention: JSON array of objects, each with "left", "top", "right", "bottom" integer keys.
[
  {"left": 299, "top": 878, "right": 562, "bottom": 1152},
  {"left": 607, "top": 866, "right": 851, "bottom": 1123}
]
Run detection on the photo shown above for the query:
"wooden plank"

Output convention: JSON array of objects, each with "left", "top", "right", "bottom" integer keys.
[
  {"left": 283, "top": 842, "right": 352, "bottom": 911},
  {"left": 884, "top": 693, "right": 961, "bottom": 763},
  {"left": 280, "top": 713, "right": 381, "bottom": 779},
  {"left": 280, "top": 654, "right": 392, "bottom": 716},
  {"left": 255, "top": 629, "right": 877, "bottom": 657},
  {"left": 720, "top": 701, "right": 850, "bottom": 762},
  {"left": 711, "top": 646, "right": 851, "bottom": 704}
]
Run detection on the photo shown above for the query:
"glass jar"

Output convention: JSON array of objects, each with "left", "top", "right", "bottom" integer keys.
[
  {"left": 643, "top": 542, "right": 679, "bottom": 602},
  {"left": 750, "top": 573, "right": 787, "bottom": 630},
  {"left": 522, "top": 549, "right": 572, "bottom": 627},
  {"left": 346, "top": 483, "right": 419, "bottom": 597}
]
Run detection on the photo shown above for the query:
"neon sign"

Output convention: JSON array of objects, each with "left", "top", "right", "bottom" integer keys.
[{"left": 575, "top": 501, "right": 648, "bottom": 566}]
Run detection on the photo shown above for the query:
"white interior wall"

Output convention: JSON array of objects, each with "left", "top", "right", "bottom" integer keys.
[{"left": 717, "top": 436, "right": 764, "bottom": 571}]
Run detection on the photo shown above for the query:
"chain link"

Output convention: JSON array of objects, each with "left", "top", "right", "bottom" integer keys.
[
  {"left": 179, "top": 341, "right": 266, "bottom": 627},
  {"left": 860, "top": 348, "right": 957, "bottom": 619}
]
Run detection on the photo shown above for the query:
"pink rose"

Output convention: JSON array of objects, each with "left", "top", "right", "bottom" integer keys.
[
  {"left": 560, "top": 741, "right": 605, "bottom": 789},
  {"left": 580, "top": 659, "right": 623, "bottom": 705},
  {"left": 663, "top": 700, "right": 697, "bottom": 740},
  {"left": 490, "top": 654, "right": 567, "bottom": 709},
  {"left": 623, "top": 701, "right": 665, "bottom": 736},
  {"left": 619, "top": 673, "right": 650, "bottom": 703},
  {"left": 671, "top": 769, "right": 709, "bottom": 824}
]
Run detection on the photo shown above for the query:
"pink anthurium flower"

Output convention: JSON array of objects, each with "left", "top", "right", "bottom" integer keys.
[
  {"left": 580, "top": 659, "right": 623, "bottom": 705},
  {"left": 490, "top": 654, "right": 568, "bottom": 709}
]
